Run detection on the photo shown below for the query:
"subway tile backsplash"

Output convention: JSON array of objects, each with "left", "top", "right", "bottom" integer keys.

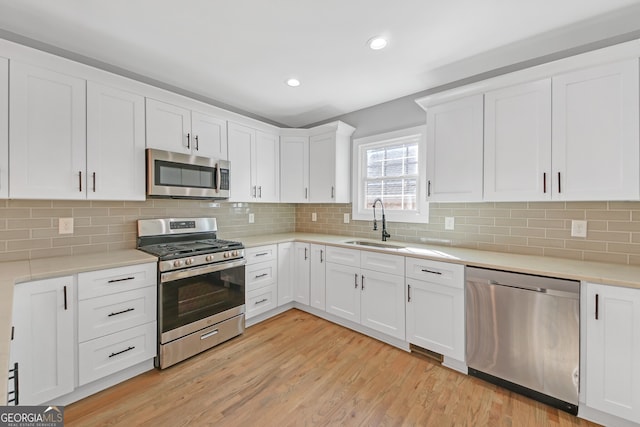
[
  {"left": 0, "top": 199, "right": 295, "bottom": 262},
  {"left": 296, "top": 202, "right": 640, "bottom": 266},
  {"left": 4, "top": 199, "right": 640, "bottom": 265}
]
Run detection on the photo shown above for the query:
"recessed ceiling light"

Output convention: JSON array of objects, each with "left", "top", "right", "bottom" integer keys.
[
  {"left": 286, "top": 78, "right": 300, "bottom": 87},
  {"left": 368, "top": 36, "right": 388, "bottom": 50}
]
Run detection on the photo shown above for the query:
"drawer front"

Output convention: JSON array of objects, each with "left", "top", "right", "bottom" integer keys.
[
  {"left": 246, "top": 285, "right": 278, "bottom": 319},
  {"left": 405, "top": 257, "right": 464, "bottom": 289},
  {"left": 78, "top": 286, "right": 157, "bottom": 342},
  {"left": 78, "top": 322, "right": 156, "bottom": 386},
  {"left": 246, "top": 260, "right": 277, "bottom": 292},
  {"left": 245, "top": 245, "right": 277, "bottom": 264},
  {"left": 361, "top": 251, "right": 404, "bottom": 276},
  {"left": 78, "top": 262, "right": 157, "bottom": 300},
  {"left": 325, "top": 246, "right": 361, "bottom": 266}
]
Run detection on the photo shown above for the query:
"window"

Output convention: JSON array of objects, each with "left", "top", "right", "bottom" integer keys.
[{"left": 352, "top": 126, "right": 428, "bottom": 223}]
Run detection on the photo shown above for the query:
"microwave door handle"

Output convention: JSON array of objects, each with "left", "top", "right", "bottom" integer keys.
[{"left": 216, "top": 164, "right": 221, "bottom": 193}]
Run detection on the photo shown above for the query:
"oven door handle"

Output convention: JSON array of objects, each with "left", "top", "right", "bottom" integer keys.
[{"left": 161, "top": 259, "right": 247, "bottom": 282}]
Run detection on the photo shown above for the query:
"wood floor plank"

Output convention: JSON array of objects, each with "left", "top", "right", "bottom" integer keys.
[{"left": 64, "top": 310, "right": 600, "bottom": 426}]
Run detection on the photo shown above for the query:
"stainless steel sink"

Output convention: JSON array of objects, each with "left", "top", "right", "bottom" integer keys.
[{"left": 344, "top": 240, "right": 405, "bottom": 249}]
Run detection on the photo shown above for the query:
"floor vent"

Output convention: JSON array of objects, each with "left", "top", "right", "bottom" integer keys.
[{"left": 410, "top": 344, "right": 444, "bottom": 363}]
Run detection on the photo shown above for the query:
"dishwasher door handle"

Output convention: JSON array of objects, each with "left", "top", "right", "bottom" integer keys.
[
  {"left": 488, "top": 280, "right": 545, "bottom": 293},
  {"left": 487, "top": 280, "right": 578, "bottom": 299}
]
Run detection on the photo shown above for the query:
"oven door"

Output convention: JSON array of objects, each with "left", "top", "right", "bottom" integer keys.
[{"left": 159, "top": 259, "right": 245, "bottom": 344}]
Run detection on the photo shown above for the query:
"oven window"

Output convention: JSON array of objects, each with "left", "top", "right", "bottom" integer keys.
[
  {"left": 156, "top": 160, "right": 215, "bottom": 189},
  {"left": 161, "top": 265, "right": 244, "bottom": 333}
]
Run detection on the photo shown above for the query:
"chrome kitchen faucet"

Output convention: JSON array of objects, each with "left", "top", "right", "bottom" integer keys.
[{"left": 372, "top": 198, "right": 391, "bottom": 241}]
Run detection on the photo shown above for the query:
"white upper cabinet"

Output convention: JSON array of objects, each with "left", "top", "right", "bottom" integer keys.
[
  {"left": 227, "top": 121, "right": 279, "bottom": 202},
  {"left": 0, "top": 57, "right": 7, "bottom": 198},
  {"left": 425, "top": 94, "right": 484, "bottom": 202},
  {"left": 86, "top": 82, "right": 145, "bottom": 200},
  {"left": 484, "top": 79, "right": 552, "bottom": 201},
  {"left": 146, "top": 98, "right": 227, "bottom": 160},
  {"left": 280, "top": 135, "right": 309, "bottom": 202},
  {"left": 10, "top": 61, "right": 87, "bottom": 199},
  {"left": 309, "top": 124, "right": 354, "bottom": 203},
  {"left": 552, "top": 60, "right": 639, "bottom": 201}
]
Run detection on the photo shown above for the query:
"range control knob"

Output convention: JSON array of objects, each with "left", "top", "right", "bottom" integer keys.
[
  {"left": 223, "top": 252, "right": 230, "bottom": 258},
  {"left": 173, "top": 260, "right": 183, "bottom": 268},
  {"left": 205, "top": 255, "right": 214, "bottom": 262},
  {"left": 233, "top": 250, "right": 239, "bottom": 257},
  {"left": 185, "top": 258, "right": 194, "bottom": 266}
]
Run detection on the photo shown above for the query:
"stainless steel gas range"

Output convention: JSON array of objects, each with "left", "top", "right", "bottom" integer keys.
[{"left": 137, "top": 217, "right": 245, "bottom": 369}]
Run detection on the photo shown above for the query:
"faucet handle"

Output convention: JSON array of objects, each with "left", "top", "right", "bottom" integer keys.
[{"left": 373, "top": 219, "right": 378, "bottom": 230}]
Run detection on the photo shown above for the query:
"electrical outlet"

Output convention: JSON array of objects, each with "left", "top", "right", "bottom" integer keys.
[
  {"left": 58, "top": 217, "right": 74, "bottom": 234},
  {"left": 445, "top": 217, "right": 455, "bottom": 230},
  {"left": 571, "top": 220, "right": 587, "bottom": 238},
  {"left": 312, "top": 213, "right": 317, "bottom": 222},
  {"left": 343, "top": 213, "right": 350, "bottom": 224},
  {"left": 248, "top": 213, "right": 255, "bottom": 224}
]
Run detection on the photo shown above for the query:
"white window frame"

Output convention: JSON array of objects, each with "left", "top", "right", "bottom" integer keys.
[{"left": 352, "top": 125, "right": 428, "bottom": 224}]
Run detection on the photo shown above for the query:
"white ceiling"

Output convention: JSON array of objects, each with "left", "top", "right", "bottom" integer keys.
[{"left": 1, "top": 0, "right": 640, "bottom": 127}]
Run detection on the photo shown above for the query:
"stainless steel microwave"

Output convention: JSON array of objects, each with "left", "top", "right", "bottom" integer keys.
[{"left": 146, "top": 148, "right": 230, "bottom": 199}]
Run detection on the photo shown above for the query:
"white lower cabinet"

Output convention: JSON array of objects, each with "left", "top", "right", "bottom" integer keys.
[
  {"left": 77, "top": 263, "right": 157, "bottom": 386},
  {"left": 325, "top": 247, "right": 405, "bottom": 340},
  {"left": 11, "top": 276, "right": 75, "bottom": 405},
  {"left": 405, "top": 258, "right": 465, "bottom": 362},
  {"left": 309, "top": 244, "right": 326, "bottom": 310},
  {"left": 293, "top": 242, "right": 311, "bottom": 305},
  {"left": 584, "top": 282, "right": 640, "bottom": 424},
  {"left": 245, "top": 245, "right": 278, "bottom": 319},
  {"left": 277, "top": 242, "right": 295, "bottom": 306}
]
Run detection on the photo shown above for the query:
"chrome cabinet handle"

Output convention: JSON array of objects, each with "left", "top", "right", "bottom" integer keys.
[
  {"left": 255, "top": 273, "right": 268, "bottom": 279},
  {"left": 92, "top": 172, "right": 96, "bottom": 192},
  {"left": 421, "top": 269, "right": 442, "bottom": 275},
  {"left": 331, "top": 186, "right": 335, "bottom": 198},
  {"left": 558, "top": 172, "right": 561, "bottom": 193},
  {"left": 109, "top": 346, "right": 135, "bottom": 358},
  {"left": 255, "top": 298, "right": 268, "bottom": 305},
  {"left": 255, "top": 252, "right": 269, "bottom": 257},
  {"left": 320, "top": 250, "right": 323, "bottom": 263},
  {"left": 252, "top": 186, "right": 257, "bottom": 198},
  {"left": 595, "top": 294, "right": 599, "bottom": 320},
  {"left": 305, "top": 187, "right": 308, "bottom": 199},
  {"left": 186, "top": 133, "right": 190, "bottom": 149},
  {"left": 427, "top": 180, "right": 431, "bottom": 197},
  {"left": 304, "top": 247, "right": 308, "bottom": 260},
  {"left": 354, "top": 273, "right": 358, "bottom": 289},
  {"left": 361, "top": 275, "right": 365, "bottom": 290},
  {"left": 408, "top": 284, "right": 411, "bottom": 302},
  {"left": 108, "top": 307, "right": 135, "bottom": 317},
  {"left": 543, "top": 172, "right": 547, "bottom": 194},
  {"left": 79, "top": 171, "right": 82, "bottom": 192},
  {"left": 195, "top": 135, "right": 199, "bottom": 151},
  {"left": 63, "top": 285, "right": 68, "bottom": 310},
  {"left": 258, "top": 186, "right": 262, "bottom": 198}
]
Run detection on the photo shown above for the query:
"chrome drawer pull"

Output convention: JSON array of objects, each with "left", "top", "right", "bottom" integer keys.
[
  {"left": 255, "top": 252, "right": 269, "bottom": 257},
  {"left": 201, "top": 329, "right": 219, "bottom": 340},
  {"left": 421, "top": 269, "right": 442, "bottom": 275},
  {"left": 255, "top": 298, "right": 268, "bottom": 305},
  {"left": 108, "top": 276, "right": 135, "bottom": 284},
  {"left": 255, "top": 273, "right": 269, "bottom": 279},
  {"left": 108, "top": 307, "right": 135, "bottom": 317},
  {"left": 109, "top": 346, "right": 135, "bottom": 358}
]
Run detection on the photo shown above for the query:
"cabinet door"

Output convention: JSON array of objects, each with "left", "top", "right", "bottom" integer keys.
[
  {"left": 87, "top": 82, "right": 145, "bottom": 200},
  {"left": 227, "top": 122, "right": 255, "bottom": 202},
  {"left": 146, "top": 98, "right": 191, "bottom": 154},
  {"left": 0, "top": 57, "right": 7, "bottom": 198},
  {"left": 406, "top": 278, "right": 465, "bottom": 361},
  {"left": 552, "top": 60, "right": 639, "bottom": 200},
  {"left": 9, "top": 61, "right": 86, "bottom": 199},
  {"left": 280, "top": 135, "right": 309, "bottom": 202},
  {"left": 426, "top": 94, "right": 483, "bottom": 201},
  {"left": 484, "top": 79, "right": 552, "bottom": 201},
  {"left": 325, "top": 262, "right": 360, "bottom": 323},
  {"left": 294, "top": 242, "right": 310, "bottom": 305},
  {"left": 277, "top": 242, "right": 295, "bottom": 305},
  {"left": 310, "top": 244, "right": 326, "bottom": 310},
  {"left": 360, "top": 269, "right": 405, "bottom": 339},
  {"left": 585, "top": 283, "right": 640, "bottom": 423},
  {"left": 309, "top": 132, "right": 336, "bottom": 203},
  {"left": 255, "top": 130, "right": 280, "bottom": 202},
  {"left": 12, "top": 277, "right": 75, "bottom": 404},
  {"left": 191, "top": 110, "right": 227, "bottom": 160}
]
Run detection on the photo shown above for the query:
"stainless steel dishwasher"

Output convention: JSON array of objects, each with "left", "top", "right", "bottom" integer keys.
[{"left": 465, "top": 267, "right": 580, "bottom": 415}]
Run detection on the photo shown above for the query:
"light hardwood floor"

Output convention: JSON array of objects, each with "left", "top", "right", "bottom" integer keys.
[{"left": 65, "top": 309, "right": 599, "bottom": 426}]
